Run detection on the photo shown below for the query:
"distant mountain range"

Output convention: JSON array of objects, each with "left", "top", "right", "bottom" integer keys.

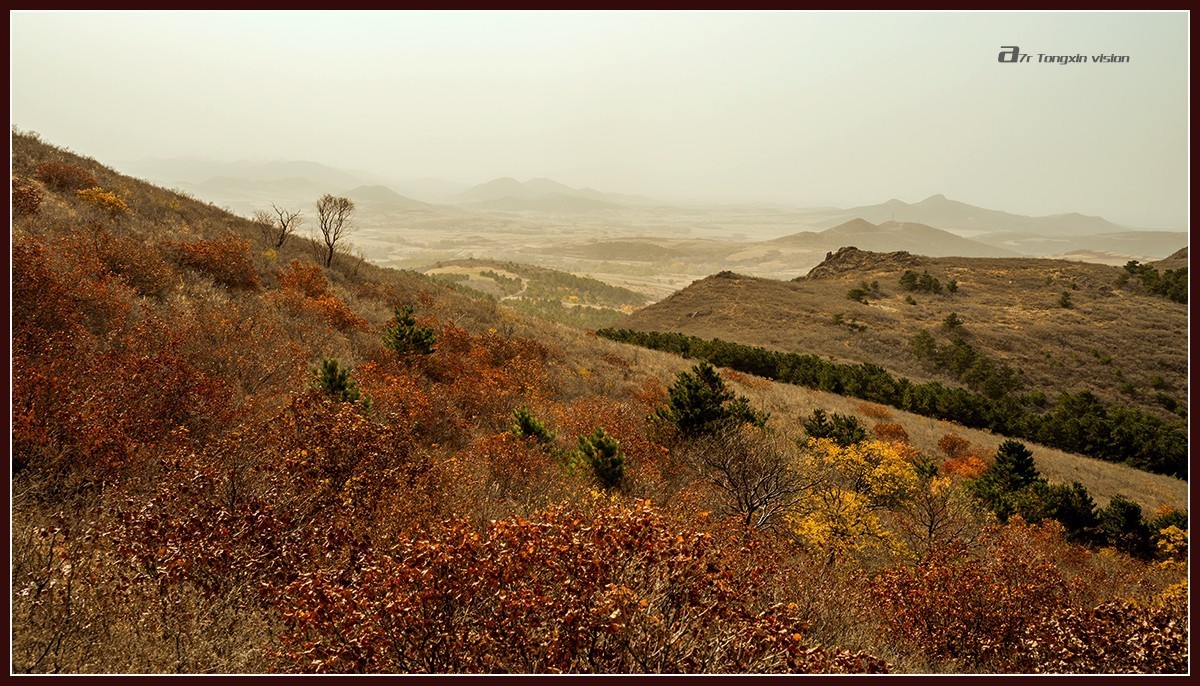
[
  {"left": 795, "top": 194, "right": 1132, "bottom": 236},
  {"left": 450, "top": 177, "right": 658, "bottom": 211},
  {"left": 113, "top": 158, "right": 459, "bottom": 215},
  {"left": 112, "top": 156, "right": 1185, "bottom": 263},
  {"left": 768, "top": 218, "right": 1021, "bottom": 259}
]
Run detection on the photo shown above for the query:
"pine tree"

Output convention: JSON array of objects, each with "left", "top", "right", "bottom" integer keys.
[
  {"left": 511, "top": 406, "right": 556, "bottom": 445},
  {"left": 970, "top": 439, "right": 1043, "bottom": 521},
  {"left": 383, "top": 305, "right": 436, "bottom": 358},
  {"left": 655, "top": 362, "right": 766, "bottom": 437},
  {"left": 802, "top": 408, "right": 868, "bottom": 446},
  {"left": 312, "top": 358, "right": 370, "bottom": 409},
  {"left": 577, "top": 428, "right": 625, "bottom": 490},
  {"left": 1043, "top": 481, "right": 1101, "bottom": 543},
  {"left": 1099, "top": 496, "right": 1152, "bottom": 557}
]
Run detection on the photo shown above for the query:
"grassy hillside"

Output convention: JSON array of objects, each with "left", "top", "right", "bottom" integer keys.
[
  {"left": 10, "top": 133, "right": 1187, "bottom": 675},
  {"left": 624, "top": 248, "right": 1187, "bottom": 425},
  {"left": 424, "top": 257, "right": 649, "bottom": 329}
]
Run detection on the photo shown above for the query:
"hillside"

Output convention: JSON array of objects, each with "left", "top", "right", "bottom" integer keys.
[
  {"left": 1152, "top": 246, "right": 1189, "bottom": 271},
  {"left": 770, "top": 218, "right": 1020, "bottom": 258},
  {"left": 422, "top": 258, "right": 649, "bottom": 329},
  {"left": 465, "top": 192, "right": 623, "bottom": 213},
  {"left": 624, "top": 247, "right": 1188, "bottom": 429},
  {"left": 343, "top": 184, "right": 435, "bottom": 211},
  {"left": 10, "top": 133, "right": 1187, "bottom": 675},
  {"left": 974, "top": 230, "right": 1188, "bottom": 261}
]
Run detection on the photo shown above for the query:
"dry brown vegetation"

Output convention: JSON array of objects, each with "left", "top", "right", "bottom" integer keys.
[
  {"left": 9, "top": 132, "right": 1188, "bottom": 674},
  {"left": 623, "top": 250, "right": 1187, "bottom": 424}
]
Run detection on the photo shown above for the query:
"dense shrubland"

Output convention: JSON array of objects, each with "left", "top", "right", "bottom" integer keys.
[{"left": 10, "top": 132, "right": 1188, "bottom": 674}]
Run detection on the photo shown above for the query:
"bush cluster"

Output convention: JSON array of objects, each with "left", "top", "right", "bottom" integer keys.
[
  {"left": 34, "top": 160, "right": 97, "bottom": 192},
  {"left": 1122, "top": 260, "right": 1186, "bottom": 304}
]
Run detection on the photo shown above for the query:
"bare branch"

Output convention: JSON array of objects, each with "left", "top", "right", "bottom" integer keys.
[{"left": 313, "top": 194, "right": 356, "bottom": 268}]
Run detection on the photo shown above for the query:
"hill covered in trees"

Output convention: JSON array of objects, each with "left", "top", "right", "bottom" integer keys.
[{"left": 9, "top": 133, "right": 1188, "bottom": 675}]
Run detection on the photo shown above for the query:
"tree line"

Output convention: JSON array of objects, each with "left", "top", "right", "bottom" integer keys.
[{"left": 596, "top": 329, "right": 1186, "bottom": 478}]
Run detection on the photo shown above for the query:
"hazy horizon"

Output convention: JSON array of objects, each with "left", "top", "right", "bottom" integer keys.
[{"left": 10, "top": 10, "right": 1189, "bottom": 228}]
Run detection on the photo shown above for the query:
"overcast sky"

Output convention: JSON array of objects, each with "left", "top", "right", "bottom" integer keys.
[{"left": 10, "top": 10, "right": 1189, "bottom": 227}]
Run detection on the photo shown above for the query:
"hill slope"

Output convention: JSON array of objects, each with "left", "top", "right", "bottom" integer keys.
[
  {"left": 11, "top": 132, "right": 1187, "bottom": 675},
  {"left": 624, "top": 248, "right": 1187, "bottom": 428},
  {"left": 770, "top": 218, "right": 1020, "bottom": 258}
]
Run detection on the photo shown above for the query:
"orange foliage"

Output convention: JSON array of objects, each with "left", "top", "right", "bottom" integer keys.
[
  {"left": 856, "top": 402, "right": 892, "bottom": 420},
  {"left": 941, "top": 454, "right": 989, "bottom": 479},
  {"left": 313, "top": 294, "right": 368, "bottom": 332},
  {"left": 166, "top": 234, "right": 261, "bottom": 290},
  {"left": 279, "top": 259, "right": 328, "bottom": 298},
  {"left": 272, "top": 260, "right": 367, "bottom": 331},
  {"left": 871, "top": 519, "right": 1071, "bottom": 669},
  {"left": 34, "top": 160, "right": 97, "bottom": 191},
  {"left": 937, "top": 433, "right": 973, "bottom": 460},
  {"left": 869, "top": 518, "right": 1182, "bottom": 672},
  {"left": 12, "top": 177, "right": 42, "bottom": 215},
  {"left": 551, "top": 395, "right": 668, "bottom": 491},
  {"left": 872, "top": 422, "right": 910, "bottom": 444},
  {"left": 629, "top": 376, "right": 668, "bottom": 409},
  {"left": 461, "top": 431, "right": 564, "bottom": 507},
  {"left": 276, "top": 501, "right": 889, "bottom": 674},
  {"left": 76, "top": 222, "right": 174, "bottom": 298},
  {"left": 723, "top": 369, "right": 770, "bottom": 389},
  {"left": 14, "top": 309, "right": 233, "bottom": 478}
]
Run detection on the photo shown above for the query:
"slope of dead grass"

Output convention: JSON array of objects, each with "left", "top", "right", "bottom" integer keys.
[
  {"left": 572, "top": 332, "right": 1187, "bottom": 513},
  {"left": 625, "top": 258, "right": 1187, "bottom": 425}
]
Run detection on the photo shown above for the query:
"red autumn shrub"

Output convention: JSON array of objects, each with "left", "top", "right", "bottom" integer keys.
[
  {"left": 166, "top": 235, "right": 260, "bottom": 290},
  {"left": 273, "top": 260, "right": 366, "bottom": 331},
  {"left": 80, "top": 223, "right": 175, "bottom": 298},
  {"left": 1013, "top": 597, "right": 1187, "bottom": 673},
  {"left": 937, "top": 433, "right": 973, "bottom": 460},
  {"left": 856, "top": 402, "right": 892, "bottom": 420},
  {"left": 872, "top": 422, "right": 910, "bottom": 444},
  {"left": 34, "top": 160, "right": 97, "bottom": 192},
  {"left": 276, "top": 502, "right": 889, "bottom": 674},
  {"left": 311, "top": 294, "right": 368, "bottom": 332},
  {"left": 12, "top": 177, "right": 42, "bottom": 215},
  {"left": 941, "top": 454, "right": 989, "bottom": 479},
  {"left": 870, "top": 519, "right": 1071, "bottom": 670},
  {"left": 279, "top": 259, "right": 328, "bottom": 298}
]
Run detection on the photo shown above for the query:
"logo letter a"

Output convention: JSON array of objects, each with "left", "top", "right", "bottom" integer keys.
[{"left": 998, "top": 46, "right": 1022, "bottom": 63}]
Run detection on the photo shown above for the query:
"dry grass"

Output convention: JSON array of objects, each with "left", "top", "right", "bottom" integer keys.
[
  {"left": 9, "top": 131, "right": 1187, "bottom": 674},
  {"left": 624, "top": 258, "right": 1187, "bottom": 425},
  {"left": 570, "top": 335, "right": 1185, "bottom": 513}
]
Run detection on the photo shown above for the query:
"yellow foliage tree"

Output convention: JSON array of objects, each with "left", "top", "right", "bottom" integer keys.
[{"left": 788, "top": 439, "right": 917, "bottom": 557}]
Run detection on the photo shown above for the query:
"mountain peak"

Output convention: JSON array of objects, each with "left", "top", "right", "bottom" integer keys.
[{"left": 823, "top": 218, "right": 878, "bottom": 234}]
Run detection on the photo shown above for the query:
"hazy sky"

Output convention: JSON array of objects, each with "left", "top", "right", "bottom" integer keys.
[{"left": 10, "top": 10, "right": 1189, "bottom": 227}]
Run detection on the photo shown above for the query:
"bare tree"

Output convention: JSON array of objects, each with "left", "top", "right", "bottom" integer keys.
[
  {"left": 253, "top": 203, "right": 304, "bottom": 249},
  {"left": 889, "top": 470, "right": 988, "bottom": 562},
  {"left": 313, "top": 194, "right": 356, "bottom": 268},
  {"left": 686, "top": 427, "right": 820, "bottom": 529}
]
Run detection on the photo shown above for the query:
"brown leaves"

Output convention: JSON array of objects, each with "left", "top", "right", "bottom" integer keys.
[
  {"left": 868, "top": 517, "right": 1186, "bottom": 673},
  {"left": 165, "top": 234, "right": 261, "bottom": 291},
  {"left": 275, "top": 502, "right": 889, "bottom": 674},
  {"left": 34, "top": 160, "right": 97, "bottom": 192}
]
